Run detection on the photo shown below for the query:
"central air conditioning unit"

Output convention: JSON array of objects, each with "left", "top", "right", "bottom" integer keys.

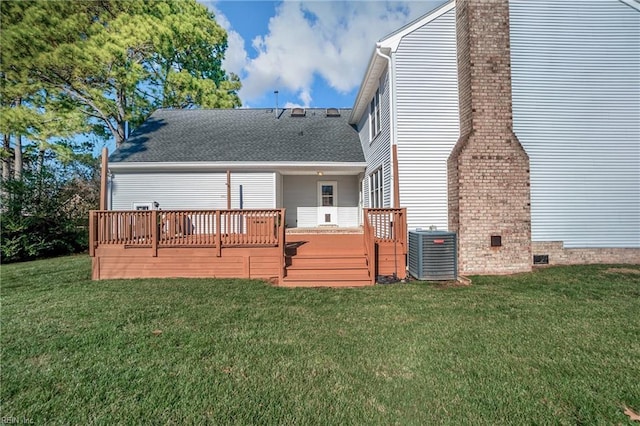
[{"left": 408, "top": 230, "right": 457, "bottom": 281}]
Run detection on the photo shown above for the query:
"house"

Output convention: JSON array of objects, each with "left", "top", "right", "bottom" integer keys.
[
  {"left": 108, "top": 108, "right": 366, "bottom": 229},
  {"left": 93, "top": 108, "right": 407, "bottom": 285},
  {"left": 350, "top": 0, "right": 639, "bottom": 274},
  {"left": 90, "top": 0, "right": 639, "bottom": 284}
]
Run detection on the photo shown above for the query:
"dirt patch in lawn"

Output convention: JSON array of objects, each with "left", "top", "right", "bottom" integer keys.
[{"left": 605, "top": 267, "right": 640, "bottom": 275}]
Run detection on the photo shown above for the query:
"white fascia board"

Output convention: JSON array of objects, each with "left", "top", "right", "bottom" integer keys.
[
  {"left": 109, "top": 161, "right": 367, "bottom": 175},
  {"left": 349, "top": 0, "right": 455, "bottom": 125},
  {"left": 619, "top": 0, "right": 640, "bottom": 11},
  {"left": 349, "top": 48, "right": 385, "bottom": 124},
  {"left": 379, "top": 1, "right": 455, "bottom": 52}
]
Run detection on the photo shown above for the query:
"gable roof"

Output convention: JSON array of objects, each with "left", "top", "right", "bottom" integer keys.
[
  {"left": 110, "top": 108, "right": 364, "bottom": 164},
  {"left": 349, "top": 0, "right": 455, "bottom": 124}
]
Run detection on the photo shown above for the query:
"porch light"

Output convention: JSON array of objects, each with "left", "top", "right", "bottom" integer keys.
[{"left": 317, "top": 171, "right": 324, "bottom": 176}]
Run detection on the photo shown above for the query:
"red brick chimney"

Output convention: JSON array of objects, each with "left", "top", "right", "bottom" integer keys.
[{"left": 448, "top": 0, "right": 532, "bottom": 275}]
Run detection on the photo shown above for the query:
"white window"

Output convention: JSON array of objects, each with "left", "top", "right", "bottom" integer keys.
[
  {"left": 369, "top": 167, "right": 383, "bottom": 208},
  {"left": 369, "top": 88, "right": 381, "bottom": 141},
  {"left": 132, "top": 202, "right": 157, "bottom": 211}
]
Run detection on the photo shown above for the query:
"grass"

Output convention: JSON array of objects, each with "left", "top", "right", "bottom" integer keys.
[{"left": 1, "top": 255, "right": 639, "bottom": 424}]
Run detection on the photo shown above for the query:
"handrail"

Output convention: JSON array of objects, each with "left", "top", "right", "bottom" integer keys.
[
  {"left": 365, "top": 208, "right": 407, "bottom": 252},
  {"left": 363, "top": 208, "right": 408, "bottom": 283},
  {"left": 89, "top": 209, "right": 286, "bottom": 254},
  {"left": 278, "top": 208, "right": 286, "bottom": 283}
]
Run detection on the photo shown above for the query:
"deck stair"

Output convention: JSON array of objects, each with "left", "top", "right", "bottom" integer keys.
[{"left": 281, "top": 233, "right": 372, "bottom": 287}]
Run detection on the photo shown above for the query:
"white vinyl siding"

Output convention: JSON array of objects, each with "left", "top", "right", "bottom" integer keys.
[
  {"left": 111, "top": 172, "right": 276, "bottom": 211},
  {"left": 510, "top": 0, "right": 640, "bottom": 248},
  {"left": 359, "top": 71, "right": 392, "bottom": 209},
  {"left": 282, "top": 175, "right": 360, "bottom": 227},
  {"left": 394, "top": 8, "right": 458, "bottom": 231}
]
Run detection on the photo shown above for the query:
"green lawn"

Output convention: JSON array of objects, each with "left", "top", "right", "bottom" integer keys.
[{"left": 1, "top": 255, "right": 639, "bottom": 424}]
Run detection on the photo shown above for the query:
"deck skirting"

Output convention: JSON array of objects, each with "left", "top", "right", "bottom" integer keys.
[{"left": 92, "top": 245, "right": 282, "bottom": 281}]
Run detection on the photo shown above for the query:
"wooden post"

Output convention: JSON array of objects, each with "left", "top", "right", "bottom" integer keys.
[
  {"left": 215, "top": 210, "right": 222, "bottom": 257},
  {"left": 278, "top": 209, "right": 286, "bottom": 284},
  {"left": 151, "top": 211, "right": 158, "bottom": 257},
  {"left": 401, "top": 208, "right": 407, "bottom": 254},
  {"left": 100, "top": 147, "right": 108, "bottom": 210},
  {"left": 89, "top": 211, "right": 96, "bottom": 257},
  {"left": 392, "top": 145, "right": 400, "bottom": 208}
]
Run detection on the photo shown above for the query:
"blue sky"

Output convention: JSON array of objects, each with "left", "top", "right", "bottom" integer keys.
[{"left": 201, "top": 1, "right": 448, "bottom": 109}]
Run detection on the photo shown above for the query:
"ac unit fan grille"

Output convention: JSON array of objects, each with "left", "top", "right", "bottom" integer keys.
[{"left": 408, "top": 231, "right": 457, "bottom": 281}]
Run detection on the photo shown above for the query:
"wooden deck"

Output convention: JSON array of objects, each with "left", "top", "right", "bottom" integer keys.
[
  {"left": 282, "top": 233, "right": 370, "bottom": 287},
  {"left": 89, "top": 208, "right": 406, "bottom": 286}
]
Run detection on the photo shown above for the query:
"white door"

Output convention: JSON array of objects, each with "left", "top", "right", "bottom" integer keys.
[{"left": 317, "top": 181, "right": 338, "bottom": 226}]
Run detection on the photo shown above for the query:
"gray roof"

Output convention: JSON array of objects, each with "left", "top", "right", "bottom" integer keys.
[{"left": 110, "top": 108, "right": 365, "bottom": 163}]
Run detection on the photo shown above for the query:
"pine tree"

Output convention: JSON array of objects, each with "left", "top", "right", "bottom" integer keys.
[{"left": 0, "top": 0, "right": 241, "bottom": 154}]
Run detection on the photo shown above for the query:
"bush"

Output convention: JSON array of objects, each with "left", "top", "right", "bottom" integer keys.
[{"left": 0, "top": 170, "right": 93, "bottom": 263}]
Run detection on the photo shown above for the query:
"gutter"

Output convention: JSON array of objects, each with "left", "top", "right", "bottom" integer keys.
[
  {"left": 375, "top": 45, "right": 400, "bottom": 208},
  {"left": 349, "top": 48, "right": 379, "bottom": 124},
  {"left": 108, "top": 161, "right": 368, "bottom": 172}
]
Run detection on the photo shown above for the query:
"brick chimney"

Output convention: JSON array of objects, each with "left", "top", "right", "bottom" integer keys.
[{"left": 448, "top": 0, "right": 531, "bottom": 275}]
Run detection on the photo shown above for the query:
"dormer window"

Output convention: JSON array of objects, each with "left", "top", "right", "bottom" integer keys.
[
  {"left": 291, "top": 108, "right": 306, "bottom": 117},
  {"left": 326, "top": 108, "right": 340, "bottom": 117},
  {"left": 369, "top": 88, "right": 381, "bottom": 141}
]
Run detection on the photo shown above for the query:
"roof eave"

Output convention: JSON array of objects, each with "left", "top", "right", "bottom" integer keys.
[
  {"left": 348, "top": 48, "right": 389, "bottom": 125},
  {"left": 109, "top": 161, "right": 368, "bottom": 175}
]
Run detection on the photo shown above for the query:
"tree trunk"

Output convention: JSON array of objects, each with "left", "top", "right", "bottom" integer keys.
[
  {"left": 115, "top": 87, "right": 127, "bottom": 148},
  {"left": 36, "top": 147, "right": 45, "bottom": 175},
  {"left": 2, "top": 133, "right": 10, "bottom": 181},
  {"left": 14, "top": 99, "right": 22, "bottom": 179},
  {"left": 14, "top": 135, "right": 22, "bottom": 180},
  {"left": 116, "top": 122, "right": 126, "bottom": 147}
]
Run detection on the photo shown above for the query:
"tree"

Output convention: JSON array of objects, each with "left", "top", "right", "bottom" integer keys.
[
  {"left": 0, "top": 156, "right": 100, "bottom": 263},
  {"left": 1, "top": 0, "right": 241, "bottom": 154},
  {"left": 0, "top": 1, "right": 92, "bottom": 177},
  {"left": 1, "top": 0, "right": 240, "bottom": 261}
]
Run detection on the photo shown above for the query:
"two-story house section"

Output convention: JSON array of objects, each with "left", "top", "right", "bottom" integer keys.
[
  {"left": 509, "top": 0, "right": 640, "bottom": 250},
  {"left": 351, "top": 0, "right": 639, "bottom": 257},
  {"left": 349, "top": 2, "right": 459, "bottom": 231}
]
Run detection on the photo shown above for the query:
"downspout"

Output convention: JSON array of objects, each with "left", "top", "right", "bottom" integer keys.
[
  {"left": 375, "top": 44, "right": 400, "bottom": 209},
  {"left": 226, "top": 170, "right": 231, "bottom": 209},
  {"left": 108, "top": 170, "right": 113, "bottom": 210}
]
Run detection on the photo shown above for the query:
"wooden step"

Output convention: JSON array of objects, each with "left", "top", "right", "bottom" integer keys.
[
  {"left": 285, "top": 234, "right": 365, "bottom": 256},
  {"left": 286, "top": 255, "right": 368, "bottom": 269},
  {"left": 281, "top": 232, "right": 372, "bottom": 287},
  {"left": 279, "top": 279, "right": 373, "bottom": 288},
  {"left": 284, "top": 268, "right": 370, "bottom": 281}
]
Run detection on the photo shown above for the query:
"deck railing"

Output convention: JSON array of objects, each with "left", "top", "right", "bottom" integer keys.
[
  {"left": 365, "top": 208, "right": 407, "bottom": 245},
  {"left": 363, "top": 208, "right": 407, "bottom": 282},
  {"left": 363, "top": 211, "right": 376, "bottom": 284},
  {"left": 90, "top": 209, "right": 286, "bottom": 256}
]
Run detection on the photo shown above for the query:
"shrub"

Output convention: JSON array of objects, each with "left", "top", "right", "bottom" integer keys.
[{"left": 0, "top": 169, "right": 94, "bottom": 262}]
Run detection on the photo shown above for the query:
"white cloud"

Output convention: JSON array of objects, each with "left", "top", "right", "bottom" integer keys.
[
  {"left": 283, "top": 101, "right": 304, "bottom": 108},
  {"left": 205, "top": 1, "right": 446, "bottom": 107},
  {"left": 207, "top": 4, "right": 248, "bottom": 77}
]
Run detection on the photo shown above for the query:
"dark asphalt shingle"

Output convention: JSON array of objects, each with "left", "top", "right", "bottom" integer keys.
[{"left": 110, "top": 108, "right": 365, "bottom": 163}]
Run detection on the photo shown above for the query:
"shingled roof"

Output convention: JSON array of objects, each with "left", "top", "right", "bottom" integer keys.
[{"left": 110, "top": 108, "right": 364, "bottom": 163}]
